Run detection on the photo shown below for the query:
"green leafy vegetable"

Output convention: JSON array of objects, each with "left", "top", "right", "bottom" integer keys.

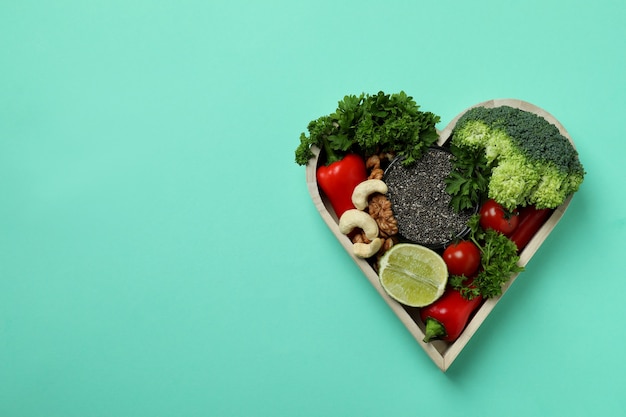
[
  {"left": 447, "top": 105, "right": 585, "bottom": 211},
  {"left": 450, "top": 215, "right": 524, "bottom": 299},
  {"left": 445, "top": 141, "right": 490, "bottom": 212},
  {"left": 295, "top": 91, "right": 440, "bottom": 166}
]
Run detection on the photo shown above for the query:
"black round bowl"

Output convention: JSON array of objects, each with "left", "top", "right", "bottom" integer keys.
[{"left": 383, "top": 147, "right": 477, "bottom": 251}]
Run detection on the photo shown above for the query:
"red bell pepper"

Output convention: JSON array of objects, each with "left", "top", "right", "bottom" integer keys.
[
  {"left": 316, "top": 154, "right": 367, "bottom": 218},
  {"left": 420, "top": 285, "right": 483, "bottom": 343}
]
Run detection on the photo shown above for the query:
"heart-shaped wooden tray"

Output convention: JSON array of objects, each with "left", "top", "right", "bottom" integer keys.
[{"left": 305, "top": 98, "right": 576, "bottom": 372}]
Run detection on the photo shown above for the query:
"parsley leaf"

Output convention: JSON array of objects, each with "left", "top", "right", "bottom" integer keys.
[
  {"left": 295, "top": 91, "right": 440, "bottom": 166},
  {"left": 445, "top": 142, "right": 491, "bottom": 212},
  {"left": 451, "top": 214, "right": 524, "bottom": 299}
]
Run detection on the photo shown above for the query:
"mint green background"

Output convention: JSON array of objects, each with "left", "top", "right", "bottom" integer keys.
[{"left": 1, "top": 1, "right": 625, "bottom": 416}]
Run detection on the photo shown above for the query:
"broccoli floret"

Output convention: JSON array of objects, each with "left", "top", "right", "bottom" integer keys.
[
  {"left": 488, "top": 153, "right": 541, "bottom": 208},
  {"left": 450, "top": 105, "right": 585, "bottom": 210},
  {"left": 530, "top": 163, "right": 570, "bottom": 208},
  {"left": 452, "top": 119, "right": 491, "bottom": 150}
]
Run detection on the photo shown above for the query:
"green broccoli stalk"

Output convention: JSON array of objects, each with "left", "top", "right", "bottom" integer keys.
[{"left": 447, "top": 105, "right": 585, "bottom": 211}]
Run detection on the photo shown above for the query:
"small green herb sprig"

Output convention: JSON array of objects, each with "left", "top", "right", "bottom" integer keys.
[
  {"left": 445, "top": 141, "right": 491, "bottom": 213},
  {"left": 450, "top": 215, "right": 524, "bottom": 300}
]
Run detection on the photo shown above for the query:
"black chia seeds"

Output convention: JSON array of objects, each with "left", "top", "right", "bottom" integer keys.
[{"left": 384, "top": 148, "right": 474, "bottom": 248}]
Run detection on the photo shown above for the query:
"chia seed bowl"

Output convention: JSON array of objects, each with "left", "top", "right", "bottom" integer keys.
[{"left": 383, "top": 147, "right": 476, "bottom": 250}]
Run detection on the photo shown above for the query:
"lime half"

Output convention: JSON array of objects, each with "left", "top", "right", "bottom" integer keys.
[{"left": 378, "top": 243, "right": 448, "bottom": 307}]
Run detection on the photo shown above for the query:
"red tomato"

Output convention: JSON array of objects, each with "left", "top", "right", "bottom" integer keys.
[
  {"left": 442, "top": 241, "right": 481, "bottom": 277},
  {"left": 479, "top": 199, "right": 519, "bottom": 236}
]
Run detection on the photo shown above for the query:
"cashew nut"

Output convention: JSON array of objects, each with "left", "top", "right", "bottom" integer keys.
[
  {"left": 339, "top": 209, "right": 379, "bottom": 240},
  {"left": 353, "top": 238, "right": 383, "bottom": 258},
  {"left": 351, "top": 179, "right": 388, "bottom": 210}
]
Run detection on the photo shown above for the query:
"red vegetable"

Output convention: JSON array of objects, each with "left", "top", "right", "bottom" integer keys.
[
  {"left": 316, "top": 154, "right": 368, "bottom": 218},
  {"left": 420, "top": 284, "right": 483, "bottom": 343},
  {"left": 509, "top": 205, "right": 554, "bottom": 252},
  {"left": 442, "top": 240, "right": 481, "bottom": 277},
  {"left": 479, "top": 199, "right": 519, "bottom": 236}
]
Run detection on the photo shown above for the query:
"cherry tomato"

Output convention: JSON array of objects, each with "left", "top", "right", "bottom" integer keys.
[
  {"left": 479, "top": 199, "right": 519, "bottom": 236},
  {"left": 442, "top": 240, "right": 481, "bottom": 277}
]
